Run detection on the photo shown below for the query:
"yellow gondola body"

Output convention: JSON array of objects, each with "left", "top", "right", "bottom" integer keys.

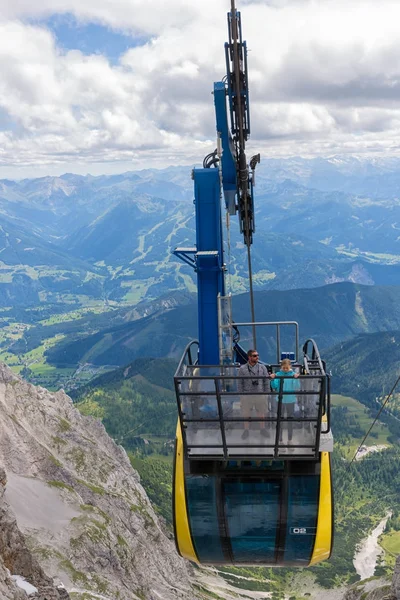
[{"left": 173, "top": 342, "right": 334, "bottom": 567}]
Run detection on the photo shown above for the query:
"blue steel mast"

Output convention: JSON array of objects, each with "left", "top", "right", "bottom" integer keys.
[{"left": 174, "top": 0, "right": 259, "bottom": 364}]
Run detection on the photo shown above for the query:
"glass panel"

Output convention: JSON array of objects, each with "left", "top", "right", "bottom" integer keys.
[
  {"left": 238, "top": 393, "right": 269, "bottom": 423},
  {"left": 186, "top": 366, "right": 220, "bottom": 377},
  {"left": 180, "top": 395, "right": 219, "bottom": 422},
  {"left": 301, "top": 377, "right": 322, "bottom": 420},
  {"left": 225, "top": 430, "right": 275, "bottom": 458},
  {"left": 224, "top": 480, "right": 280, "bottom": 563},
  {"left": 279, "top": 403, "right": 296, "bottom": 444},
  {"left": 178, "top": 371, "right": 323, "bottom": 458},
  {"left": 186, "top": 476, "right": 226, "bottom": 562},
  {"left": 268, "top": 395, "right": 278, "bottom": 419},
  {"left": 284, "top": 475, "right": 319, "bottom": 564},
  {"left": 186, "top": 422, "right": 223, "bottom": 457},
  {"left": 225, "top": 391, "right": 274, "bottom": 456},
  {"left": 219, "top": 376, "right": 239, "bottom": 393},
  {"left": 294, "top": 382, "right": 306, "bottom": 421},
  {"left": 301, "top": 424, "right": 318, "bottom": 451},
  {"left": 197, "top": 395, "right": 219, "bottom": 418},
  {"left": 277, "top": 410, "right": 318, "bottom": 456},
  {"left": 219, "top": 394, "right": 239, "bottom": 451},
  {"left": 219, "top": 393, "right": 240, "bottom": 419}
]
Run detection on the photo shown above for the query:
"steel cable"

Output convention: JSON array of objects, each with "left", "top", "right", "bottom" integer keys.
[{"left": 348, "top": 373, "right": 400, "bottom": 468}]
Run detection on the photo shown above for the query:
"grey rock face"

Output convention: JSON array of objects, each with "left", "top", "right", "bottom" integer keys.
[
  {"left": 344, "top": 580, "right": 396, "bottom": 600},
  {"left": 0, "top": 362, "right": 196, "bottom": 600},
  {"left": 0, "top": 466, "right": 70, "bottom": 599},
  {"left": 343, "top": 543, "right": 400, "bottom": 600},
  {"left": 392, "top": 554, "right": 400, "bottom": 599}
]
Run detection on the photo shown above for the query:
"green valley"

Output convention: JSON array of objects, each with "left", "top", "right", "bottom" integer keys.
[
  {"left": 35, "top": 283, "right": 400, "bottom": 373},
  {"left": 71, "top": 345, "right": 400, "bottom": 594}
]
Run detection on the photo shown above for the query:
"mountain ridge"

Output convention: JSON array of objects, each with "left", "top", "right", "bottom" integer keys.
[
  {"left": 44, "top": 282, "right": 400, "bottom": 369},
  {"left": 2, "top": 158, "right": 400, "bottom": 307}
]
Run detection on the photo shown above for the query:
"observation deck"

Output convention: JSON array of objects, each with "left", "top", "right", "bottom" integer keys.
[{"left": 174, "top": 341, "right": 333, "bottom": 461}]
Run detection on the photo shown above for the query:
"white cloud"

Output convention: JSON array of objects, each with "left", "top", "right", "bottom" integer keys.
[
  {"left": 2, "top": 0, "right": 400, "bottom": 176},
  {"left": 0, "top": 0, "right": 202, "bottom": 34}
]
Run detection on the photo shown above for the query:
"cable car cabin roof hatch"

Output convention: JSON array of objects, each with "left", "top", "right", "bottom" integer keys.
[{"left": 172, "top": 0, "right": 333, "bottom": 568}]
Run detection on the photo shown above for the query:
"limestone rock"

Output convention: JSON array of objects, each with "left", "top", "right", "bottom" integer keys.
[
  {"left": 0, "top": 362, "right": 195, "bottom": 599},
  {"left": 0, "top": 466, "right": 69, "bottom": 599},
  {"left": 392, "top": 554, "right": 400, "bottom": 599},
  {"left": 344, "top": 580, "right": 395, "bottom": 600}
]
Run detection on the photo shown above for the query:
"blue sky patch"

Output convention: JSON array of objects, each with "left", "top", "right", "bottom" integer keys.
[
  {"left": 0, "top": 108, "right": 19, "bottom": 133},
  {"left": 31, "top": 13, "right": 149, "bottom": 63}
]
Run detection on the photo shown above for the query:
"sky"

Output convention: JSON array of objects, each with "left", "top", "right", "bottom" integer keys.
[{"left": 1, "top": 0, "right": 400, "bottom": 178}]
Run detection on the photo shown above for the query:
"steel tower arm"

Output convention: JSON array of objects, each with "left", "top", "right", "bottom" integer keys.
[
  {"left": 224, "top": 0, "right": 259, "bottom": 246},
  {"left": 174, "top": 0, "right": 259, "bottom": 358}
]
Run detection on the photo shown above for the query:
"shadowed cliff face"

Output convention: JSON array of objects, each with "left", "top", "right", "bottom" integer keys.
[
  {"left": 0, "top": 362, "right": 196, "bottom": 600},
  {"left": 0, "top": 467, "right": 70, "bottom": 599},
  {"left": 342, "top": 554, "right": 400, "bottom": 600},
  {"left": 344, "top": 580, "right": 395, "bottom": 600}
]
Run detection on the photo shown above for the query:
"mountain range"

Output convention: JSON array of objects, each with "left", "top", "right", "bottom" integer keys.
[
  {"left": 41, "top": 282, "right": 400, "bottom": 370},
  {"left": 1, "top": 156, "right": 400, "bottom": 307},
  {"left": 255, "top": 155, "right": 400, "bottom": 198},
  {"left": 2, "top": 155, "right": 400, "bottom": 599}
]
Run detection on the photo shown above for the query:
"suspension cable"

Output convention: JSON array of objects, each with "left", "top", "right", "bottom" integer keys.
[
  {"left": 115, "top": 409, "right": 177, "bottom": 444},
  {"left": 348, "top": 373, "right": 400, "bottom": 468},
  {"left": 246, "top": 243, "right": 256, "bottom": 347},
  {"left": 226, "top": 212, "right": 232, "bottom": 296}
]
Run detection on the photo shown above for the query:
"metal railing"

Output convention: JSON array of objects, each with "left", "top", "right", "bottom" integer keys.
[
  {"left": 303, "top": 338, "right": 331, "bottom": 434},
  {"left": 175, "top": 360, "right": 326, "bottom": 462},
  {"left": 233, "top": 321, "right": 299, "bottom": 363},
  {"left": 175, "top": 340, "right": 199, "bottom": 377},
  {"left": 303, "top": 338, "right": 325, "bottom": 374}
]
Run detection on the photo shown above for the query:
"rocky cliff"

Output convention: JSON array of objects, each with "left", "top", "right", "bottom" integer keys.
[
  {"left": 0, "top": 362, "right": 196, "bottom": 600},
  {"left": 0, "top": 466, "right": 70, "bottom": 599},
  {"left": 4, "top": 358, "right": 400, "bottom": 600},
  {"left": 343, "top": 554, "right": 400, "bottom": 600}
]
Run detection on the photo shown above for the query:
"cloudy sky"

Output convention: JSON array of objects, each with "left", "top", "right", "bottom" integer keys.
[{"left": 1, "top": 0, "right": 400, "bottom": 178}]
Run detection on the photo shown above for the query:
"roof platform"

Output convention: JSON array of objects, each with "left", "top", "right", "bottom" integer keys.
[{"left": 174, "top": 344, "right": 332, "bottom": 461}]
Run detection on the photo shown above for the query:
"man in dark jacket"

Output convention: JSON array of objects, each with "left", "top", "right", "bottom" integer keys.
[{"left": 237, "top": 349, "right": 275, "bottom": 439}]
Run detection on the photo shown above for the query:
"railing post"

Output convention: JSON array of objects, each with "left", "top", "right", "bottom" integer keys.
[
  {"left": 276, "top": 324, "right": 281, "bottom": 363},
  {"left": 175, "top": 378, "right": 189, "bottom": 455},
  {"left": 274, "top": 378, "right": 284, "bottom": 457},
  {"left": 215, "top": 378, "right": 228, "bottom": 460},
  {"left": 314, "top": 377, "right": 324, "bottom": 458},
  {"left": 325, "top": 375, "right": 331, "bottom": 433}
]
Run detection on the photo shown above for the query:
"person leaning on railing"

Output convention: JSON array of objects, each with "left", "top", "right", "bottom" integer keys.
[
  {"left": 237, "top": 349, "right": 276, "bottom": 440},
  {"left": 270, "top": 358, "right": 300, "bottom": 442}
]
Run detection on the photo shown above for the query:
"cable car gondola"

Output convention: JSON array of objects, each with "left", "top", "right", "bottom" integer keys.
[
  {"left": 173, "top": 337, "right": 333, "bottom": 566},
  {"left": 172, "top": 1, "right": 333, "bottom": 567}
]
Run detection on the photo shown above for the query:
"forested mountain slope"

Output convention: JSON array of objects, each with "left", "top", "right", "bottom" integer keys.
[
  {"left": 71, "top": 358, "right": 177, "bottom": 448},
  {"left": 46, "top": 282, "right": 400, "bottom": 368},
  {"left": 326, "top": 329, "right": 400, "bottom": 412}
]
